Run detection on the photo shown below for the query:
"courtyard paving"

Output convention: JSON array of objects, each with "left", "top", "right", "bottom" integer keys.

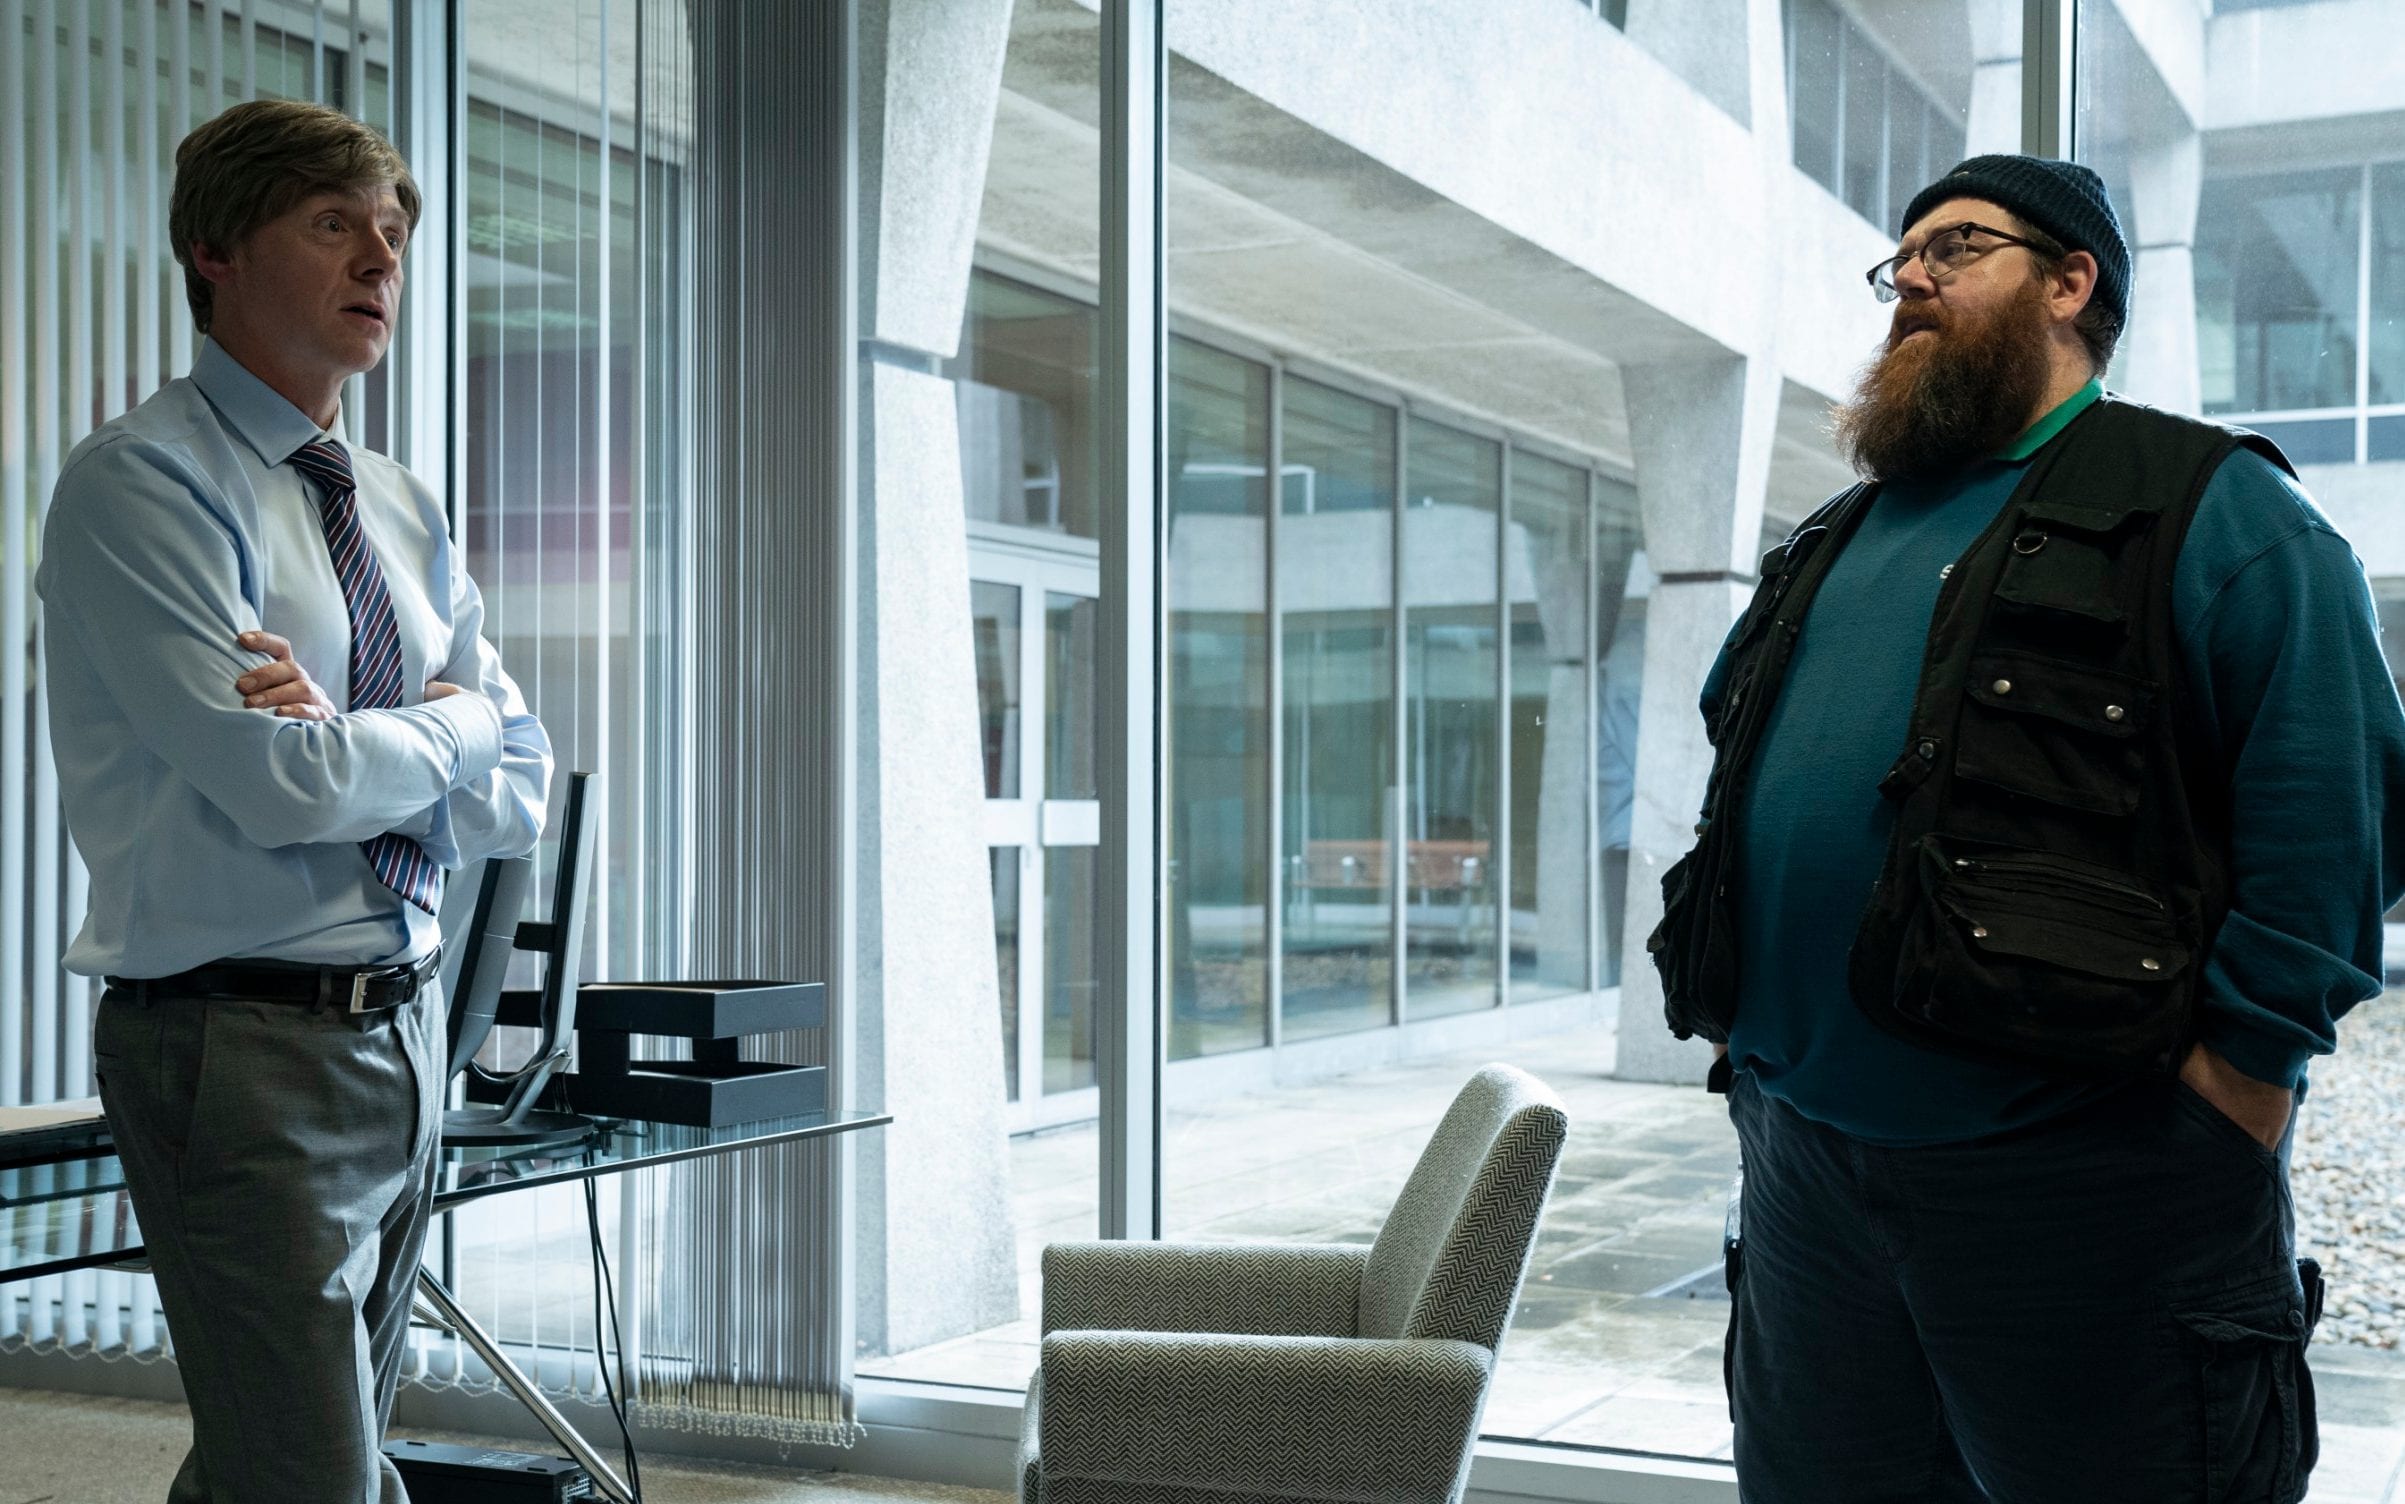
[{"left": 863, "top": 1010, "right": 2405, "bottom": 1499}]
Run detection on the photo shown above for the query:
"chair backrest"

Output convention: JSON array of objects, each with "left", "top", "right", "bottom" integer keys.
[{"left": 1358, "top": 1064, "right": 1568, "bottom": 1351}]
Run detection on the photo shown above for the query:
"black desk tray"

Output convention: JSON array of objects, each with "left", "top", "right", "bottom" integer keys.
[{"left": 482, "top": 979, "right": 826, "bottom": 1128}]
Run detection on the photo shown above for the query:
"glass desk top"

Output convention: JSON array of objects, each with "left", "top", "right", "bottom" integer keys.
[{"left": 0, "top": 1109, "right": 891, "bottom": 1282}]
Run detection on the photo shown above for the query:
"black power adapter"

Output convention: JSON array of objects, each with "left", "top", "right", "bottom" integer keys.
[{"left": 382, "top": 1439, "right": 595, "bottom": 1502}]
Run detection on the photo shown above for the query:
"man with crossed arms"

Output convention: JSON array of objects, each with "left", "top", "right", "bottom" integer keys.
[{"left": 40, "top": 99, "right": 551, "bottom": 1501}]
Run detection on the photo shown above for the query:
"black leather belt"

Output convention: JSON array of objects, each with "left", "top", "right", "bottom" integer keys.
[{"left": 107, "top": 946, "right": 443, "bottom": 1015}]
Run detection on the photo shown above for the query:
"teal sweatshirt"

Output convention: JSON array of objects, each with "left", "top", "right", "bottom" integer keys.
[{"left": 1711, "top": 383, "right": 2405, "bottom": 1145}]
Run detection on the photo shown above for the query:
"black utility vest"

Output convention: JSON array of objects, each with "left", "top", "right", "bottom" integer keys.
[{"left": 1649, "top": 397, "right": 2294, "bottom": 1081}]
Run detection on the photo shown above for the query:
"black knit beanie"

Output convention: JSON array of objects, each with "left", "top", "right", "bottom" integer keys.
[{"left": 1901, "top": 155, "right": 2131, "bottom": 332}]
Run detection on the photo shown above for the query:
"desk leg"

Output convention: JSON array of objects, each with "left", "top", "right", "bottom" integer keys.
[{"left": 413, "top": 1269, "right": 639, "bottom": 1504}]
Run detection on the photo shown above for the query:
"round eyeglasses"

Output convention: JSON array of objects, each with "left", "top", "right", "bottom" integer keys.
[{"left": 1866, "top": 222, "right": 2056, "bottom": 302}]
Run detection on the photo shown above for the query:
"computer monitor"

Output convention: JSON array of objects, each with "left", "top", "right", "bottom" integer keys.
[{"left": 438, "top": 771, "right": 599, "bottom": 1148}]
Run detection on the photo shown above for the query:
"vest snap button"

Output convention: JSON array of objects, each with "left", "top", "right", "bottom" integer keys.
[
  {"left": 1971, "top": 925, "right": 1989, "bottom": 939},
  {"left": 1992, "top": 679, "right": 2013, "bottom": 695},
  {"left": 2105, "top": 704, "right": 2126, "bottom": 722},
  {"left": 1917, "top": 739, "right": 1938, "bottom": 759},
  {"left": 2141, "top": 957, "right": 2161, "bottom": 972}
]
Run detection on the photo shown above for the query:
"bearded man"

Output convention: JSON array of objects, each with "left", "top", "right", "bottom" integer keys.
[{"left": 1650, "top": 155, "right": 2405, "bottom": 1502}]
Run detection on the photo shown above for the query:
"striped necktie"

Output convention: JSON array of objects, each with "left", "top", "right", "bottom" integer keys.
[{"left": 288, "top": 438, "right": 441, "bottom": 916}]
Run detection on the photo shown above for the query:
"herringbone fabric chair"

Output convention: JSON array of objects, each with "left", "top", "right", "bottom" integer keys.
[{"left": 1018, "top": 1063, "right": 1569, "bottom": 1504}]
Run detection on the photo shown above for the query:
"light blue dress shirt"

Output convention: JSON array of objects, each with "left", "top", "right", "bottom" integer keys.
[{"left": 38, "top": 339, "right": 553, "bottom": 977}]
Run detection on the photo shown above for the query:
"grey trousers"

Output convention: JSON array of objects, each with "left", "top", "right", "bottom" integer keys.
[{"left": 93, "top": 981, "right": 442, "bottom": 1504}]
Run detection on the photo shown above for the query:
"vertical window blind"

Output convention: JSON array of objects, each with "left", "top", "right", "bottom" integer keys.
[
  {"left": 1, "top": 0, "right": 856, "bottom": 1445},
  {"left": 0, "top": 0, "right": 399, "bottom": 1364}
]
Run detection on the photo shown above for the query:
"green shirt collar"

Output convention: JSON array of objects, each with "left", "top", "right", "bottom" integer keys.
[{"left": 1997, "top": 378, "right": 2103, "bottom": 463}]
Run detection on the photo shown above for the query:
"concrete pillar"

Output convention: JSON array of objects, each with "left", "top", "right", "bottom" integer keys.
[
  {"left": 2119, "top": 131, "right": 2202, "bottom": 413},
  {"left": 1612, "top": 355, "right": 1780, "bottom": 1085},
  {"left": 852, "top": 0, "right": 1021, "bottom": 1357},
  {"left": 1966, "top": 0, "right": 2023, "bottom": 160},
  {"left": 1528, "top": 508, "right": 1590, "bottom": 991}
]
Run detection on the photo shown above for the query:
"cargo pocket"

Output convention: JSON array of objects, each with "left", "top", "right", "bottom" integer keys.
[
  {"left": 1954, "top": 651, "right": 2155, "bottom": 816},
  {"left": 1891, "top": 836, "right": 2192, "bottom": 1072},
  {"left": 1992, "top": 499, "right": 2149, "bottom": 629},
  {"left": 2170, "top": 1265, "right": 2317, "bottom": 1504}
]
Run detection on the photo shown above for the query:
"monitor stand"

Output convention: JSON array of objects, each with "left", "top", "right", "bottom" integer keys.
[{"left": 440, "top": 1105, "right": 595, "bottom": 1150}]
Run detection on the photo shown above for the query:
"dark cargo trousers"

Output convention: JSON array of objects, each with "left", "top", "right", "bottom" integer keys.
[
  {"left": 94, "top": 983, "right": 442, "bottom": 1504},
  {"left": 1724, "top": 1067, "right": 2320, "bottom": 1504}
]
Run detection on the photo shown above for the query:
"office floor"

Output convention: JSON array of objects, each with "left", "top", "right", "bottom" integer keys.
[{"left": 0, "top": 1387, "right": 1010, "bottom": 1504}]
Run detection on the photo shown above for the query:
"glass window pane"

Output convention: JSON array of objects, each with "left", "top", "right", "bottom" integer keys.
[
  {"left": 994, "top": 848, "right": 1022, "bottom": 1102},
  {"left": 1280, "top": 378, "right": 1398, "bottom": 1042},
  {"left": 1786, "top": 0, "right": 1842, "bottom": 192},
  {"left": 1045, "top": 593, "right": 1096, "bottom": 799},
  {"left": 2371, "top": 164, "right": 2405, "bottom": 408},
  {"left": 2194, "top": 170, "right": 2361, "bottom": 415},
  {"left": 1841, "top": 26, "right": 1887, "bottom": 225},
  {"left": 1167, "top": 338, "right": 1272, "bottom": 1060},
  {"left": 1044, "top": 845, "right": 1098, "bottom": 1093},
  {"left": 953, "top": 274, "right": 1100, "bottom": 538},
  {"left": 972, "top": 581, "right": 1022, "bottom": 799},
  {"left": 1506, "top": 452, "right": 1590, "bottom": 1004},
  {"left": 1404, "top": 416, "right": 1501, "bottom": 1020}
]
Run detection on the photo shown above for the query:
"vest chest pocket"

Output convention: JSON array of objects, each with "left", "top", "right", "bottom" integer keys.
[
  {"left": 1953, "top": 651, "right": 2156, "bottom": 816},
  {"left": 1992, "top": 499, "right": 2151, "bottom": 629}
]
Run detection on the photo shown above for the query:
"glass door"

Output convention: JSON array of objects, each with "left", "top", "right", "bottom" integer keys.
[{"left": 971, "top": 541, "right": 1102, "bottom": 1133}]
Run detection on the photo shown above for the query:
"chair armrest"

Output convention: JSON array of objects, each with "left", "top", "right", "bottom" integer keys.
[
  {"left": 1040, "top": 1240, "right": 1369, "bottom": 1337},
  {"left": 1039, "top": 1331, "right": 1491, "bottom": 1504}
]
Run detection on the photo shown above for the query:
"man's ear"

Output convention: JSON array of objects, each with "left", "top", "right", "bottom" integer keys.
[
  {"left": 189, "top": 238, "right": 238, "bottom": 288},
  {"left": 2049, "top": 248, "right": 2098, "bottom": 323}
]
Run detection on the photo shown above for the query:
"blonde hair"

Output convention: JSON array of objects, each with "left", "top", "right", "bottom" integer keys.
[{"left": 169, "top": 99, "right": 421, "bottom": 334}]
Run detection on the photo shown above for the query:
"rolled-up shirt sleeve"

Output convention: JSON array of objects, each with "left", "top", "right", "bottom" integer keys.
[
  {"left": 39, "top": 434, "right": 506, "bottom": 851},
  {"left": 2180, "top": 469, "right": 2405, "bottom": 1090}
]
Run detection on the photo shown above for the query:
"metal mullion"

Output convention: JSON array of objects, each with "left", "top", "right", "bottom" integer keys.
[
  {"left": 1586, "top": 468, "right": 1604, "bottom": 994},
  {"left": 27, "top": 0, "right": 67, "bottom": 1102},
  {"left": 168, "top": 0, "right": 190, "bottom": 378},
  {"left": 1096, "top": 0, "right": 1163, "bottom": 1244},
  {"left": 392, "top": 0, "right": 450, "bottom": 484},
  {"left": 1019, "top": 577, "right": 1045, "bottom": 1117},
  {"left": 1263, "top": 361, "right": 1283, "bottom": 1054},
  {"left": 2359, "top": 162, "right": 2374, "bottom": 464},
  {"left": 1492, "top": 443, "right": 1510, "bottom": 1011},
  {"left": 1390, "top": 407, "right": 1408, "bottom": 1030},
  {"left": 206, "top": 0, "right": 224, "bottom": 117},
  {"left": 240, "top": 0, "right": 254, "bottom": 101},
  {"left": 2022, "top": 0, "right": 2073, "bottom": 159},
  {"left": 1, "top": 0, "right": 28, "bottom": 1112},
  {"left": 136, "top": 0, "right": 158, "bottom": 401},
  {"left": 589, "top": 0, "right": 613, "bottom": 978}
]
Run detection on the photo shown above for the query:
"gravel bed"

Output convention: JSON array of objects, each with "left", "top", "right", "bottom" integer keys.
[{"left": 2293, "top": 990, "right": 2405, "bottom": 1349}]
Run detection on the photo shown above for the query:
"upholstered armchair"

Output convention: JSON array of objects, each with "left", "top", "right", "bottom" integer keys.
[{"left": 1018, "top": 1063, "right": 1569, "bottom": 1504}]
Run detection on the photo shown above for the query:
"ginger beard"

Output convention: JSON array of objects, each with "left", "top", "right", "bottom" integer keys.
[{"left": 1832, "top": 269, "right": 2057, "bottom": 483}]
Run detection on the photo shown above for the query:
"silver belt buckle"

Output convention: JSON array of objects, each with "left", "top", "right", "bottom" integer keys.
[{"left": 349, "top": 970, "right": 380, "bottom": 1014}]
